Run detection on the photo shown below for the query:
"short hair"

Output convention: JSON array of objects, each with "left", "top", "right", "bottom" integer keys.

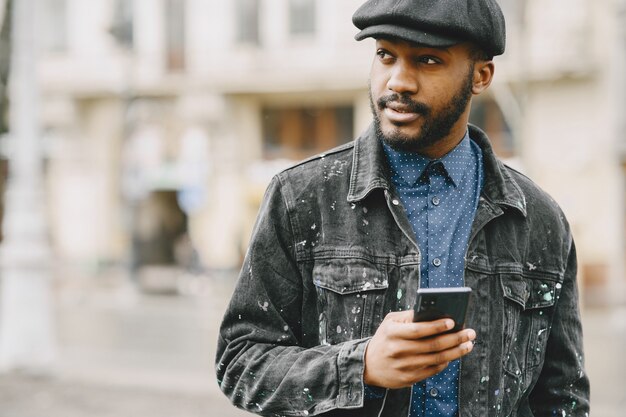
[{"left": 469, "top": 44, "right": 493, "bottom": 62}]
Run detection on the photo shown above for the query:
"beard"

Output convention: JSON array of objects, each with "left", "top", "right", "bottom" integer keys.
[{"left": 370, "top": 65, "right": 474, "bottom": 153}]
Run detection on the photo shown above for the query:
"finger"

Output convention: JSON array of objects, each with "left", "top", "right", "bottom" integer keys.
[
  {"left": 392, "top": 339, "right": 474, "bottom": 370},
  {"left": 383, "top": 310, "right": 415, "bottom": 323},
  {"left": 417, "top": 329, "right": 477, "bottom": 353},
  {"left": 391, "top": 362, "right": 451, "bottom": 388},
  {"left": 414, "top": 362, "right": 450, "bottom": 381},
  {"left": 389, "top": 318, "right": 455, "bottom": 340},
  {"left": 414, "top": 341, "right": 475, "bottom": 367},
  {"left": 386, "top": 363, "right": 446, "bottom": 388}
]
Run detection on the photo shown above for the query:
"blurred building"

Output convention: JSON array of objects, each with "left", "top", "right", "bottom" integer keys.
[{"left": 37, "top": 0, "right": 624, "bottom": 304}]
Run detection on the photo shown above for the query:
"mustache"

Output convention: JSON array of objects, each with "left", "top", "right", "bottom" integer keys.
[{"left": 377, "top": 94, "right": 430, "bottom": 115}]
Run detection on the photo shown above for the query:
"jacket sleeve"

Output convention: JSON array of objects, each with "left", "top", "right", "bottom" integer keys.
[
  {"left": 529, "top": 236, "right": 590, "bottom": 416},
  {"left": 215, "top": 175, "right": 368, "bottom": 417}
]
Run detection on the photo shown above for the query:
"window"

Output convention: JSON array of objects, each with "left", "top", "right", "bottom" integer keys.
[
  {"left": 165, "top": 0, "right": 186, "bottom": 72},
  {"left": 262, "top": 105, "right": 354, "bottom": 160},
  {"left": 41, "top": 0, "right": 67, "bottom": 53},
  {"left": 622, "top": 162, "right": 626, "bottom": 294},
  {"left": 289, "top": 0, "right": 315, "bottom": 36},
  {"left": 0, "top": 0, "right": 9, "bottom": 134},
  {"left": 469, "top": 97, "right": 515, "bottom": 158},
  {"left": 235, "top": 0, "right": 260, "bottom": 45},
  {"left": 110, "top": 0, "right": 134, "bottom": 49}
]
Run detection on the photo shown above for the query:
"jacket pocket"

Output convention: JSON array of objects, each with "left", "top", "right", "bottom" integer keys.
[
  {"left": 313, "top": 258, "right": 388, "bottom": 345},
  {"left": 501, "top": 274, "right": 557, "bottom": 377}
]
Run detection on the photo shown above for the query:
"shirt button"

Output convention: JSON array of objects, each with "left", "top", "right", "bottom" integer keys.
[
  {"left": 433, "top": 258, "right": 442, "bottom": 267},
  {"left": 432, "top": 196, "right": 440, "bottom": 206},
  {"left": 429, "top": 388, "right": 439, "bottom": 397}
]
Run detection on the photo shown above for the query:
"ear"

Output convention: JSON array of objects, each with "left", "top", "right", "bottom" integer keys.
[{"left": 472, "top": 61, "right": 495, "bottom": 95}]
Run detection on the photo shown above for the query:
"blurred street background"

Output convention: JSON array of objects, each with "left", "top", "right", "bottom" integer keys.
[{"left": 0, "top": 0, "right": 624, "bottom": 416}]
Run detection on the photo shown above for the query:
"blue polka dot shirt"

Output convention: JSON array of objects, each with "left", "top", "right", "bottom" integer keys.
[{"left": 383, "top": 132, "right": 484, "bottom": 417}]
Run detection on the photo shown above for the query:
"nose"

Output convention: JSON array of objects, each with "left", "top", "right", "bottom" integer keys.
[{"left": 387, "top": 61, "right": 419, "bottom": 95}]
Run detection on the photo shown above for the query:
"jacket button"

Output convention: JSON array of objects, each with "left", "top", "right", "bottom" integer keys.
[{"left": 392, "top": 199, "right": 400, "bottom": 206}]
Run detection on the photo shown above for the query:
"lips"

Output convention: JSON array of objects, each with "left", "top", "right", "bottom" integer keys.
[{"left": 383, "top": 103, "right": 421, "bottom": 124}]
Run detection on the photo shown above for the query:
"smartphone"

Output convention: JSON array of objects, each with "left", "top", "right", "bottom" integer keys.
[{"left": 413, "top": 287, "right": 472, "bottom": 333}]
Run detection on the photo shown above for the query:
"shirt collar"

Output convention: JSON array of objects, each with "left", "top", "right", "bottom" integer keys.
[
  {"left": 381, "top": 131, "right": 473, "bottom": 188},
  {"left": 381, "top": 141, "right": 430, "bottom": 187}
]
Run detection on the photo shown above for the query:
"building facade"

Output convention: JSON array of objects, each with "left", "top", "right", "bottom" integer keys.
[{"left": 37, "top": 0, "right": 625, "bottom": 304}]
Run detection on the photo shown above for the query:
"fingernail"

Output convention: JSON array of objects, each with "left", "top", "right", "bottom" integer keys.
[
  {"left": 445, "top": 319, "right": 454, "bottom": 329},
  {"left": 463, "top": 341, "right": 474, "bottom": 352},
  {"left": 467, "top": 329, "right": 477, "bottom": 340}
]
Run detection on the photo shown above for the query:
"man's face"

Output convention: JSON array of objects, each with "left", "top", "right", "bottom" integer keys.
[{"left": 369, "top": 38, "right": 476, "bottom": 157}]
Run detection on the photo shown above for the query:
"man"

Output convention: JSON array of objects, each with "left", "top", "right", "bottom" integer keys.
[{"left": 216, "top": 0, "right": 590, "bottom": 416}]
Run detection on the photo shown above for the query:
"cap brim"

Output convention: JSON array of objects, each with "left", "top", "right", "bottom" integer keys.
[{"left": 355, "top": 24, "right": 460, "bottom": 48}]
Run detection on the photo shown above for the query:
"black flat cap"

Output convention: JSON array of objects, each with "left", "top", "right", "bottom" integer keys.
[{"left": 353, "top": 0, "right": 506, "bottom": 57}]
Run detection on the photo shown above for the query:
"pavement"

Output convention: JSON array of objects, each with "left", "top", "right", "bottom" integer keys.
[{"left": 0, "top": 267, "right": 623, "bottom": 417}]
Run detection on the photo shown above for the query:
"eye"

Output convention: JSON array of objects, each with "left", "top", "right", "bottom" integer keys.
[
  {"left": 418, "top": 56, "right": 441, "bottom": 65},
  {"left": 376, "top": 49, "right": 395, "bottom": 63}
]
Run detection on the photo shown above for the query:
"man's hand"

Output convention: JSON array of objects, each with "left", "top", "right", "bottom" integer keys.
[{"left": 363, "top": 310, "right": 476, "bottom": 389}]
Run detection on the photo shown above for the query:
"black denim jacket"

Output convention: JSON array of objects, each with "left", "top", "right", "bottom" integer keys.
[{"left": 216, "top": 125, "right": 590, "bottom": 417}]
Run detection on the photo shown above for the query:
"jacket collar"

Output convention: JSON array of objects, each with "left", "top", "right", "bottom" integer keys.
[
  {"left": 347, "top": 123, "right": 528, "bottom": 217},
  {"left": 347, "top": 124, "right": 393, "bottom": 202}
]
